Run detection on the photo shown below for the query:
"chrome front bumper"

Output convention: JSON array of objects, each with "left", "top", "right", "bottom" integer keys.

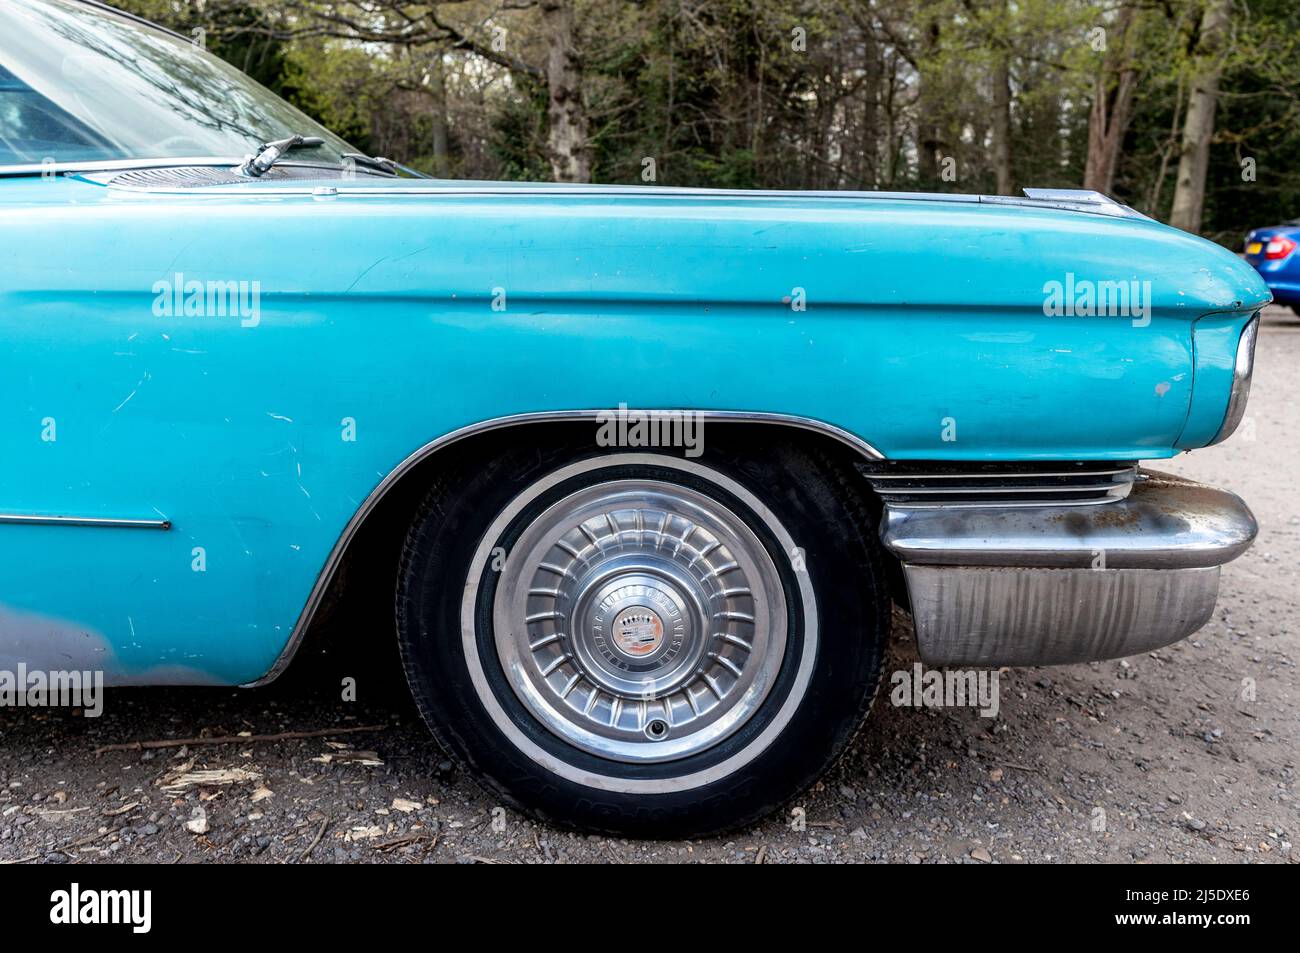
[{"left": 880, "top": 471, "right": 1257, "bottom": 666}]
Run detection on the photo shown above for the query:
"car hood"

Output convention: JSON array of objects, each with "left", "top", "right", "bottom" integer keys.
[{"left": 0, "top": 171, "right": 1272, "bottom": 319}]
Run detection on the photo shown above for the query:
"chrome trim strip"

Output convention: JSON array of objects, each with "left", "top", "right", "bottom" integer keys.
[
  {"left": 1018, "top": 187, "right": 1148, "bottom": 219},
  {"left": 869, "top": 483, "right": 1128, "bottom": 494},
  {"left": 1208, "top": 314, "right": 1260, "bottom": 445},
  {"left": 0, "top": 514, "right": 171, "bottom": 529},
  {"left": 878, "top": 494, "right": 1133, "bottom": 509},
  {"left": 73, "top": 175, "right": 1144, "bottom": 217},
  {"left": 861, "top": 461, "right": 1138, "bottom": 507},
  {"left": 867, "top": 491, "right": 1134, "bottom": 509},
  {"left": 880, "top": 470, "right": 1255, "bottom": 570},
  {"left": 1, "top": 163, "right": 1142, "bottom": 217},
  {"left": 864, "top": 467, "right": 1136, "bottom": 480},
  {"left": 244, "top": 409, "right": 883, "bottom": 686},
  {"left": 876, "top": 496, "right": 1128, "bottom": 510}
]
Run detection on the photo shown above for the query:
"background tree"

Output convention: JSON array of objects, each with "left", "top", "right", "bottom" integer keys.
[
  {"left": 122, "top": 0, "right": 1300, "bottom": 244},
  {"left": 1083, "top": 1, "right": 1139, "bottom": 195},
  {"left": 1170, "top": 0, "right": 1234, "bottom": 232}
]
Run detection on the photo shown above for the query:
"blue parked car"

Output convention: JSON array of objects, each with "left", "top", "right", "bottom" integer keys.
[
  {"left": 1244, "top": 221, "right": 1300, "bottom": 313},
  {"left": 0, "top": 0, "right": 1269, "bottom": 835}
]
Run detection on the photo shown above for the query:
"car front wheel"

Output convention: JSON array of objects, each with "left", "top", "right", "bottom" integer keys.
[{"left": 396, "top": 433, "right": 889, "bottom": 837}]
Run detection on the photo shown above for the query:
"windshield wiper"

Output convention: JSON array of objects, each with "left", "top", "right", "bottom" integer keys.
[
  {"left": 342, "top": 152, "right": 395, "bottom": 174},
  {"left": 238, "top": 134, "right": 324, "bottom": 177},
  {"left": 342, "top": 152, "right": 429, "bottom": 178}
]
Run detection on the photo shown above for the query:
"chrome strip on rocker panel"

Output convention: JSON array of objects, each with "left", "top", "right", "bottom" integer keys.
[
  {"left": 0, "top": 514, "right": 171, "bottom": 529},
  {"left": 245, "top": 409, "right": 884, "bottom": 686}
]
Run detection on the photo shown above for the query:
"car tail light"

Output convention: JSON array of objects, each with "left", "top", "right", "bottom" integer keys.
[{"left": 1264, "top": 236, "right": 1297, "bottom": 259}]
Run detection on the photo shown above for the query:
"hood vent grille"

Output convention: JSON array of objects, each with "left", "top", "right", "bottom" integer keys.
[{"left": 107, "top": 165, "right": 334, "bottom": 189}]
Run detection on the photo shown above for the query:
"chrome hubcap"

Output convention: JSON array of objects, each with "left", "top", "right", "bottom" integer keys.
[{"left": 494, "top": 479, "right": 787, "bottom": 763}]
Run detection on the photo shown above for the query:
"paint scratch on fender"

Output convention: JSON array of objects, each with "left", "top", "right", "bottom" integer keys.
[
  {"left": 112, "top": 371, "right": 152, "bottom": 413},
  {"left": 343, "top": 256, "right": 390, "bottom": 294}
]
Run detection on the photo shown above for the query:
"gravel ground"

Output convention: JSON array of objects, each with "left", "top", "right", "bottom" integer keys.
[{"left": 2, "top": 306, "right": 1296, "bottom": 865}]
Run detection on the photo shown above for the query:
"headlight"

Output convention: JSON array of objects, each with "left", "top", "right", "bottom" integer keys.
[{"left": 1208, "top": 314, "right": 1259, "bottom": 445}]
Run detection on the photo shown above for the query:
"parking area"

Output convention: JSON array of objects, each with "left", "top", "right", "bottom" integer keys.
[{"left": 1, "top": 306, "right": 1296, "bottom": 864}]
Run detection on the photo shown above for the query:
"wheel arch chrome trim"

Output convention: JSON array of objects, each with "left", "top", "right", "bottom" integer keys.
[{"left": 244, "top": 409, "right": 883, "bottom": 686}]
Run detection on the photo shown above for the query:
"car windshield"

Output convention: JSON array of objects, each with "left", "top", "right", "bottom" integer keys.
[{"left": 0, "top": 0, "right": 355, "bottom": 168}]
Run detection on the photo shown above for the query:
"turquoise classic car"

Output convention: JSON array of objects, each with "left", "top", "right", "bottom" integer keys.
[{"left": 0, "top": 0, "right": 1267, "bottom": 835}]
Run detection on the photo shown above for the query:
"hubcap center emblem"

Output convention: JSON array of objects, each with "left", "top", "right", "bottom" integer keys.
[{"left": 611, "top": 606, "right": 664, "bottom": 657}]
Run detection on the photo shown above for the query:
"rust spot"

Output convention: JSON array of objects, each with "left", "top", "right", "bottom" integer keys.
[{"left": 1088, "top": 507, "right": 1142, "bottom": 528}]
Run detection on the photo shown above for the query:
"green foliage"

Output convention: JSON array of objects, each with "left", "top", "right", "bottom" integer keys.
[
  {"left": 280, "top": 41, "right": 381, "bottom": 152},
  {"left": 489, "top": 89, "right": 552, "bottom": 182}
]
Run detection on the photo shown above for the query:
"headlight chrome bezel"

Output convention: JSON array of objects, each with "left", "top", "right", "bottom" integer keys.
[{"left": 1208, "top": 313, "right": 1260, "bottom": 445}]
